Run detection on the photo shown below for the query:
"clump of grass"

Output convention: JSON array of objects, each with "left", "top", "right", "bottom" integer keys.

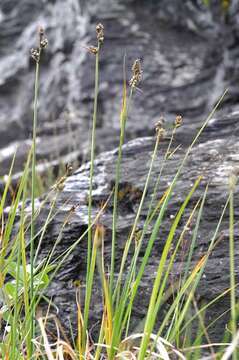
[{"left": 0, "top": 21, "right": 238, "bottom": 360}]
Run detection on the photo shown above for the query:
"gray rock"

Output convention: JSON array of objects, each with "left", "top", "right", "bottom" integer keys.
[
  {"left": 0, "top": 0, "right": 239, "bottom": 177},
  {"left": 1, "top": 0, "right": 239, "bottom": 348}
]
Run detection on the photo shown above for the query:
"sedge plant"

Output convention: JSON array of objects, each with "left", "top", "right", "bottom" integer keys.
[{"left": 1, "top": 20, "right": 239, "bottom": 360}]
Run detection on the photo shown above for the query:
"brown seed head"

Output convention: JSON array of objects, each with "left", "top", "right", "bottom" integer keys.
[
  {"left": 155, "top": 117, "right": 166, "bottom": 139},
  {"left": 31, "top": 27, "right": 48, "bottom": 62},
  {"left": 40, "top": 38, "right": 48, "bottom": 49},
  {"left": 129, "top": 59, "right": 142, "bottom": 88},
  {"left": 175, "top": 115, "right": 183, "bottom": 128},
  {"left": 156, "top": 128, "right": 165, "bottom": 139},
  {"left": 96, "top": 23, "right": 104, "bottom": 44},
  {"left": 31, "top": 48, "right": 40, "bottom": 63},
  {"left": 69, "top": 205, "right": 76, "bottom": 212},
  {"left": 39, "top": 27, "right": 48, "bottom": 50},
  {"left": 54, "top": 176, "right": 67, "bottom": 191},
  {"left": 155, "top": 116, "right": 165, "bottom": 133},
  {"left": 88, "top": 46, "right": 99, "bottom": 55}
]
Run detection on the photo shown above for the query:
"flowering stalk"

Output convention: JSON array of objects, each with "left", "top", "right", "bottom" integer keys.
[
  {"left": 83, "top": 23, "right": 104, "bottom": 354},
  {"left": 29, "top": 26, "right": 48, "bottom": 356},
  {"left": 110, "top": 58, "right": 142, "bottom": 294}
]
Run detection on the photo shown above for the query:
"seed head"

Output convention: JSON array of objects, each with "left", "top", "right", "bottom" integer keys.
[
  {"left": 129, "top": 59, "right": 142, "bottom": 88},
  {"left": 96, "top": 23, "right": 104, "bottom": 44},
  {"left": 157, "top": 128, "right": 165, "bottom": 139},
  {"left": 155, "top": 116, "right": 165, "bottom": 132},
  {"left": 155, "top": 117, "right": 165, "bottom": 139},
  {"left": 54, "top": 175, "right": 67, "bottom": 191},
  {"left": 175, "top": 115, "right": 183, "bottom": 128},
  {"left": 69, "top": 205, "right": 76, "bottom": 212},
  {"left": 229, "top": 167, "right": 239, "bottom": 191},
  {"left": 39, "top": 27, "right": 48, "bottom": 50},
  {"left": 38, "top": 26, "right": 48, "bottom": 49},
  {"left": 31, "top": 48, "right": 40, "bottom": 63},
  {"left": 88, "top": 45, "right": 99, "bottom": 55},
  {"left": 30, "top": 26, "right": 48, "bottom": 63},
  {"left": 40, "top": 38, "right": 48, "bottom": 49}
]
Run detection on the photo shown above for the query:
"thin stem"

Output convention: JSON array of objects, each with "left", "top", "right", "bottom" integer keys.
[
  {"left": 84, "top": 42, "right": 101, "bottom": 349},
  {"left": 87, "top": 43, "right": 100, "bottom": 271},
  {"left": 229, "top": 189, "right": 237, "bottom": 360},
  {"left": 30, "top": 59, "right": 40, "bottom": 354},
  {"left": 110, "top": 86, "right": 133, "bottom": 294}
]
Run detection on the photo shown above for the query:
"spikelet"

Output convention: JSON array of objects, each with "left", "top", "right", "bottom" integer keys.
[
  {"left": 30, "top": 26, "right": 48, "bottom": 63},
  {"left": 129, "top": 59, "right": 142, "bottom": 88}
]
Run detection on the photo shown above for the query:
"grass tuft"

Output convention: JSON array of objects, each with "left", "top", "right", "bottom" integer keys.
[{"left": 0, "top": 21, "right": 237, "bottom": 360}]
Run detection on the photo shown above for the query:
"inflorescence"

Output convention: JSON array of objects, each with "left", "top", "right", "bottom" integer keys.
[
  {"left": 129, "top": 59, "right": 142, "bottom": 88},
  {"left": 31, "top": 26, "right": 48, "bottom": 63}
]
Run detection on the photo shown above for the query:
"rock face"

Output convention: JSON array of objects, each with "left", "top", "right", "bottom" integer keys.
[
  {"left": 2, "top": 0, "right": 239, "bottom": 347},
  {"left": 32, "top": 109, "right": 239, "bottom": 343},
  {"left": 0, "top": 0, "right": 239, "bottom": 176}
]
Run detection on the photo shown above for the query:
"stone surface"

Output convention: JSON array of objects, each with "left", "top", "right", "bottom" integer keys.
[
  {"left": 1, "top": 0, "right": 239, "bottom": 348},
  {"left": 0, "top": 0, "right": 239, "bottom": 177}
]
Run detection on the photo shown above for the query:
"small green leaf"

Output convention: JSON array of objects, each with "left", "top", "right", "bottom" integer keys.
[{"left": 4, "top": 282, "right": 16, "bottom": 299}]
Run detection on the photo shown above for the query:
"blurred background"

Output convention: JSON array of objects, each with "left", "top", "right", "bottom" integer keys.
[{"left": 0, "top": 0, "right": 238, "bottom": 186}]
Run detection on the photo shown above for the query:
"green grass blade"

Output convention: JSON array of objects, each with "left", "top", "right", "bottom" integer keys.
[{"left": 138, "top": 177, "right": 201, "bottom": 359}]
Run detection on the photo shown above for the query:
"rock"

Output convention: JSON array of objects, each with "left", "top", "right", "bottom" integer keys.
[
  {"left": 30, "top": 109, "right": 239, "bottom": 343},
  {"left": 0, "top": 0, "right": 239, "bottom": 177},
  {"left": 2, "top": 0, "right": 239, "bottom": 347}
]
